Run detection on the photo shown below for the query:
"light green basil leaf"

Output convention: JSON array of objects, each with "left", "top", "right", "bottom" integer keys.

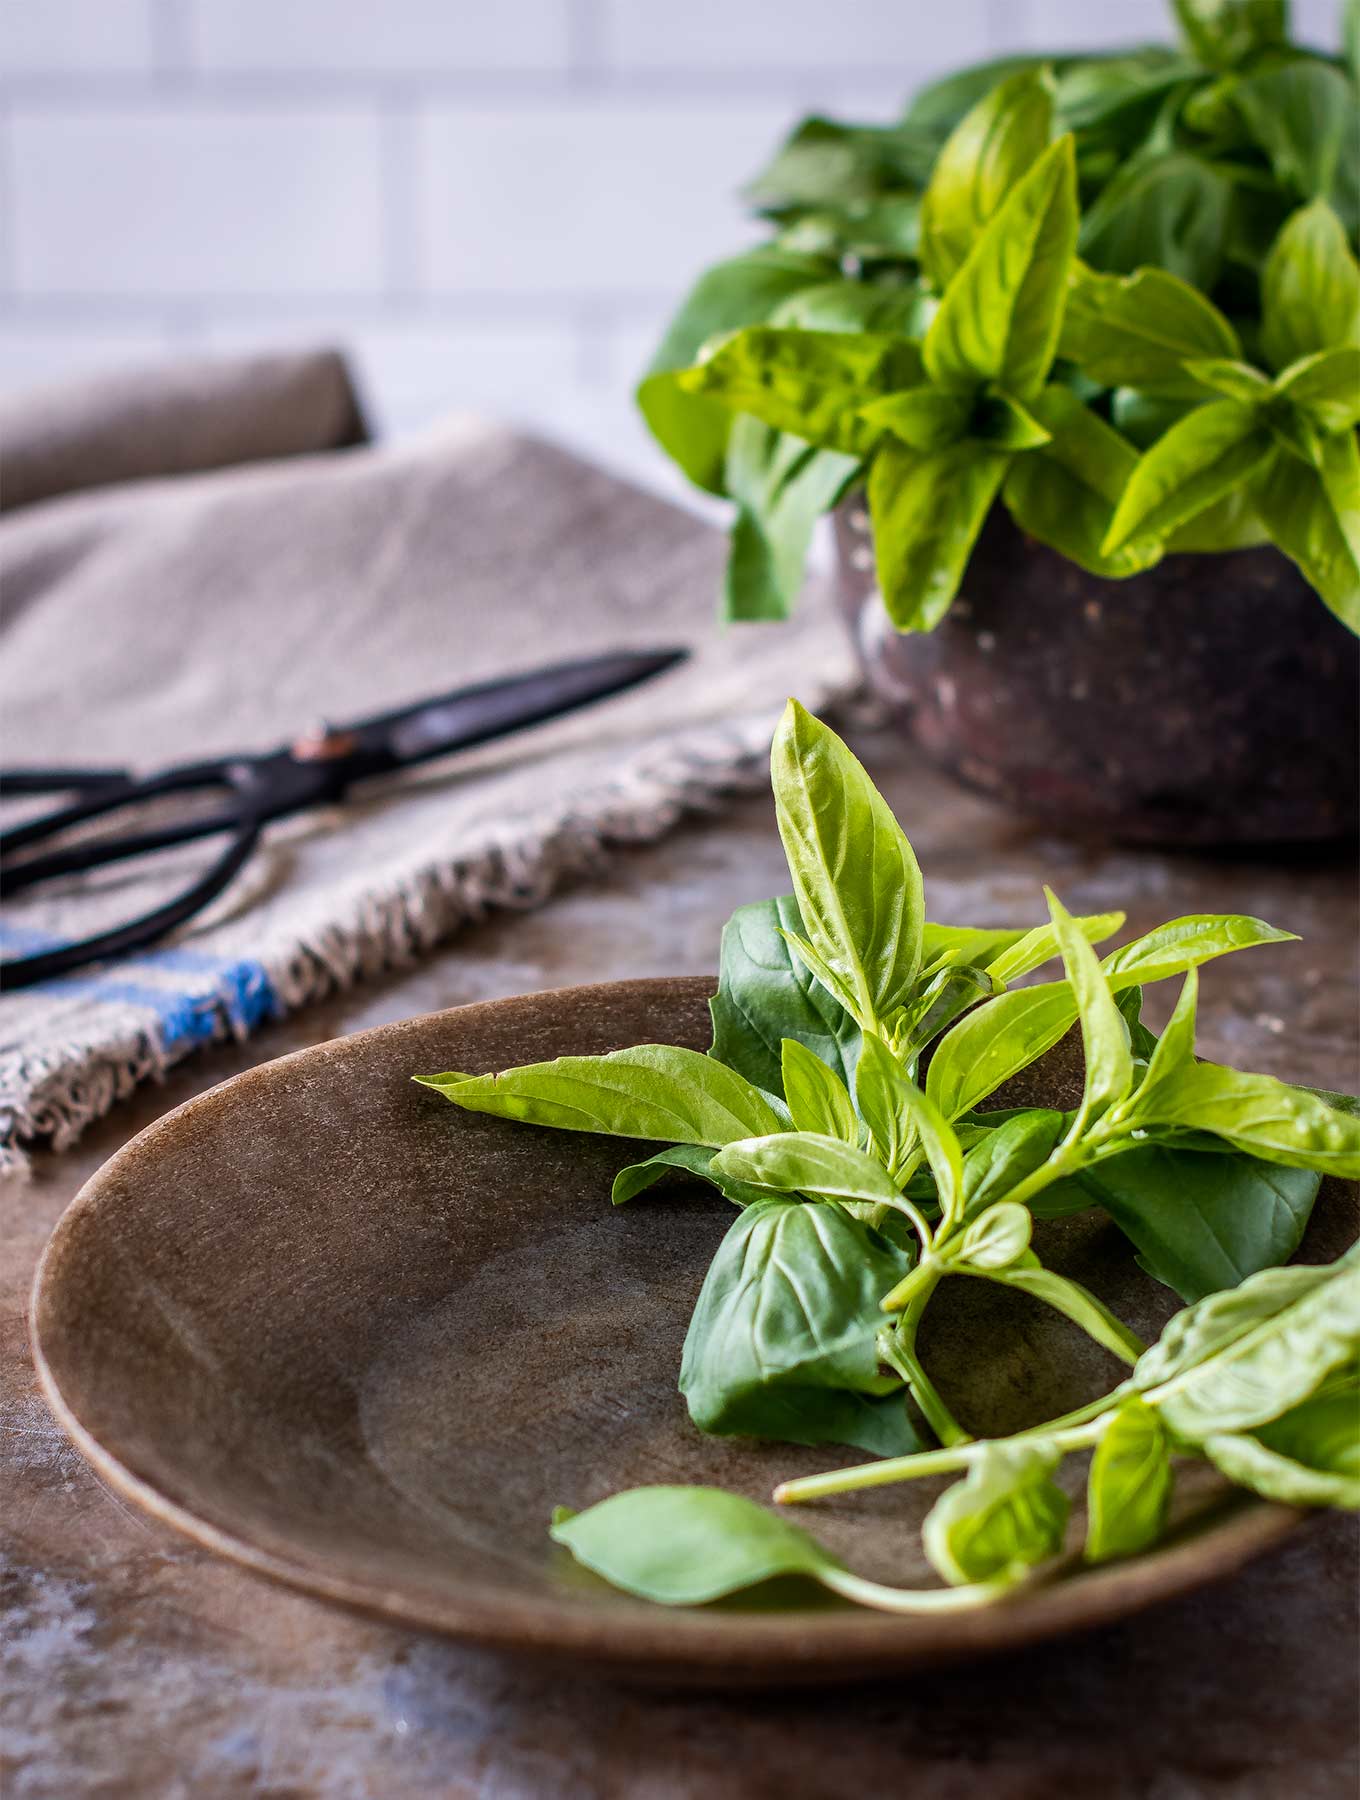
[
  {"left": 1137, "top": 1245, "right": 1360, "bottom": 1439},
  {"left": 1172, "top": 0, "right": 1286, "bottom": 67},
  {"left": 1348, "top": 0, "right": 1360, "bottom": 84},
  {"left": 851, "top": 1030, "right": 914, "bottom": 1178},
  {"left": 1138, "top": 968, "right": 1199, "bottom": 1103},
  {"left": 1130, "top": 1061, "right": 1360, "bottom": 1178},
  {"left": 1060, "top": 263, "right": 1241, "bottom": 396},
  {"left": 970, "top": 389, "right": 1053, "bottom": 449},
  {"left": 1047, "top": 887, "right": 1133, "bottom": 1126},
  {"left": 920, "top": 922, "right": 1036, "bottom": 978},
  {"left": 961, "top": 1111, "right": 1066, "bottom": 1221},
  {"left": 919, "top": 67, "right": 1055, "bottom": 292},
  {"left": 1079, "top": 150, "right": 1233, "bottom": 293},
  {"left": 922, "top": 1443, "right": 1069, "bottom": 1586},
  {"left": 1103, "top": 399, "right": 1275, "bottom": 554},
  {"left": 926, "top": 980, "right": 1078, "bottom": 1122},
  {"left": 1203, "top": 1376, "right": 1360, "bottom": 1508},
  {"left": 723, "top": 416, "right": 859, "bottom": 621},
  {"left": 888, "top": 964, "right": 999, "bottom": 1063},
  {"left": 1180, "top": 358, "right": 1272, "bottom": 403},
  {"left": 711, "top": 1132, "right": 902, "bottom": 1207},
  {"left": 1101, "top": 913, "right": 1297, "bottom": 987},
  {"left": 679, "top": 1199, "right": 920, "bottom": 1454},
  {"left": 868, "top": 437, "right": 1011, "bottom": 631},
  {"left": 859, "top": 385, "right": 971, "bottom": 452},
  {"left": 780, "top": 1038, "right": 861, "bottom": 1143},
  {"left": 417, "top": 1043, "right": 781, "bottom": 1147},
  {"left": 745, "top": 114, "right": 939, "bottom": 214},
  {"left": 957, "top": 1201, "right": 1032, "bottom": 1271},
  {"left": 1260, "top": 200, "right": 1360, "bottom": 375},
  {"left": 977, "top": 1257, "right": 1148, "bottom": 1363},
  {"left": 1273, "top": 348, "right": 1360, "bottom": 435},
  {"left": 610, "top": 1142, "right": 774, "bottom": 1209},
  {"left": 709, "top": 894, "right": 862, "bottom": 1098},
  {"left": 771, "top": 699, "right": 926, "bottom": 1024},
  {"left": 1085, "top": 1396, "right": 1173, "bottom": 1562},
  {"left": 1231, "top": 62, "right": 1360, "bottom": 239},
  {"left": 985, "top": 906, "right": 1127, "bottom": 984},
  {"left": 925, "top": 135, "right": 1079, "bottom": 403},
  {"left": 1253, "top": 440, "right": 1360, "bottom": 632},
  {"left": 906, "top": 54, "right": 1055, "bottom": 132},
  {"left": 1111, "top": 387, "right": 1196, "bottom": 448},
  {"left": 769, "top": 277, "right": 936, "bottom": 337},
  {"left": 1163, "top": 484, "right": 1271, "bottom": 553},
  {"left": 638, "top": 248, "right": 835, "bottom": 494},
  {"left": 1116, "top": 983, "right": 1160, "bottom": 1062},
  {"left": 859, "top": 1033, "right": 964, "bottom": 1214}
]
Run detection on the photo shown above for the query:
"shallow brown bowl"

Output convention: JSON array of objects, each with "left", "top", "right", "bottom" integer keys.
[{"left": 31, "top": 977, "right": 1326, "bottom": 1687}]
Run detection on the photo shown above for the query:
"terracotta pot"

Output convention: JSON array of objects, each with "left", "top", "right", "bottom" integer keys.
[{"left": 834, "top": 502, "right": 1360, "bottom": 846}]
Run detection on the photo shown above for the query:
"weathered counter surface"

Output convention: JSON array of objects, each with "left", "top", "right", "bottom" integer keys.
[{"left": 4, "top": 738, "right": 1358, "bottom": 1798}]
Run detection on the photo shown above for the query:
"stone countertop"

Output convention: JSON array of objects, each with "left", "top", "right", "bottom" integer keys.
[{"left": 4, "top": 736, "right": 1358, "bottom": 1799}]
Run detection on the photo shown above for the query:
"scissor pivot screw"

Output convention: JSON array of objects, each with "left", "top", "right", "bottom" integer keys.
[{"left": 291, "top": 722, "right": 360, "bottom": 762}]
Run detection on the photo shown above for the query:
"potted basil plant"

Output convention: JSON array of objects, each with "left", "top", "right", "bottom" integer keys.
[{"left": 639, "top": 0, "right": 1360, "bottom": 844}]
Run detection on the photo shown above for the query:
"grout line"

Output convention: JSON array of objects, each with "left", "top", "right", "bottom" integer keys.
[
  {"left": 149, "top": 0, "right": 193, "bottom": 87},
  {"left": 566, "top": 0, "right": 607, "bottom": 89},
  {"left": 0, "top": 100, "right": 13, "bottom": 294},
  {"left": 379, "top": 98, "right": 422, "bottom": 299}
]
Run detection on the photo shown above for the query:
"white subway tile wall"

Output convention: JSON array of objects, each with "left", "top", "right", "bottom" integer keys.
[{"left": 0, "top": 0, "right": 1344, "bottom": 493}]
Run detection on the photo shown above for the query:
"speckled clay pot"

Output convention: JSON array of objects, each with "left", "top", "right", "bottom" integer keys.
[{"left": 834, "top": 502, "right": 1360, "bottom": 846}]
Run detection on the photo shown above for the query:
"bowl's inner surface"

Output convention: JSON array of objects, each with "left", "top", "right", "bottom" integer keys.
[{"left": 35, "top": 978, "right": 1330, "bottom": 1663}]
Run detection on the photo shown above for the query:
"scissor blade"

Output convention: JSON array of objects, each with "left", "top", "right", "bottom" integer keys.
[{"left": 361, "top": 648, "right": 689, "bottom": 767}]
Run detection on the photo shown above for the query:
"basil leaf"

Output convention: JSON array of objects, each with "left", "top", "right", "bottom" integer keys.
[
  {"left": 781, "top": 1038, "right": 861, "bottom": 1143},
  {"left": 1116, "top": 983, "right": 1161, "bottom": 1062},
  {"left": 851, "top": 1031, "right": 914, "bottom": 1179},
  {"left": 723, "top": 416, "right": 859, "bottom": 621},
  {"left": 745, "top": 115, "right": 938, "bottom": 215},
  {"left": 920, "top": 922, "right": 1036, "bottom": 978},
  {"left": 1103, "top": 399, "right": 1275, "bottom": 554},
  {"left": 859, "top": 385, "right": 971, "bottom": 452},
  {"left": 770, "top": 277, "right": 936, "bottom": 337},
  {"left": 1130, "top": 1062, "right": 1360, "bottom": 1178},
  {"left": 1253, "top": 439, "right": 1360, "bottom": 632},
  {"left": 906, "top": 54, "right": 1055, "bottom": 132},
  {"left": 709, "top": 894, "right": 862, "bottom": 1097},
  {"left": 1055, "top": 51, "right": 1198, "bottom": 135},
  {"left": 1203, "top": 1377, "right": 1360, "bottom": 1508},
  {"left": 970, "top": 389, "right": 1053, "bottom": 449},
  {"left": 678, "top": 1199, "right": 920, "bottom": 1454},
  {"left": 957, "top": 1202, "right": 1032, "bottom": 1271},
  {"left": 1273, "top": 348, "right": 1360, "bottom": 435},
  {"left": 1231, "top": 62, "right": 1360, "bottom": 239},
  {"left": 1172, "top": 0, "right": 1286, "bottom": 68},
  {"left": 922, "top": 1443, "right": 1069, "bottom": 1586},
  {"left": 416, "top": 1043, "right": 781, "bottom": 1146},
  {"left": 710, "top": 1132, "right": 903, "bottom": 1207},
  {"left": 1180, "top": 358, "right": 1272, "bottom": 404},
  {"left": 771, "top": 700, "right": 925, "bottom": 1023},
  {"left": 683, "top": 326, "right": 925, "bottom": 456},
  {"left": 926, "top": 981, "right": 1078, "bottom": 1122},
  {"left": 1085, "top": 1396, "right": 1172, "bottom": 1563},
  {"left": 1079, "top": 150, "right": 1233, "bottom": 292},
  {"left": 1002, "top": 388, "right": 1164, "bottom": 577},
  {"left": 638, "top": 248, "right": 834, "bottom": 493},
  {"left": 960, "top": 1110, "right": 1066, "bottom": 1221},
  {"left": 1137, "top": 967, "right": 1199, "bottom": 1103},
  {"left": 1260, "top": 200, "right": 1360, "bottom": 375},
  {"left": 862, "top": 1033, "right": 965, "bottom": 1213},
  {"left": 978, "top": 1257, "right": 1147, "bottom": 1363},
  {"left": 924, "top": 135, "right": 1079, "bottom": 403},
  {"left": 868, "top": 437, "right": 1011, "bottom": 631},
  {"left": 1137, "top": 1245, "right": 1360, "bottom": 1440},
  {"left": 1047, "top": 887, "right": 1134, "bottom": 1126},
  {"left": 919, "top": 67, "right": 1055, "bottom": 292},
  {"left": 610, "top": 1143, "right": 773, "bottom": 1210},
  {"left": 984, "top": 905, "right": 1126, "bottom": 983},
  {"left": 1100, "top": 912, "right": 1297, "bottom": 986},
  {"left": 890, "top": 964, "right": 999, "bottom": 1063},
  {"left": 1060, "top": 264, "right": 1241, "bottom": 395},
  {"left": 1072, "top": 1142, "right": 1320, "bottom": 1303}
]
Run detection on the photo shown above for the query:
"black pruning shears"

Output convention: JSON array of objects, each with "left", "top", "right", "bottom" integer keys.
[{"left": 0, "top": 647, "right": 688, "bottom": 990}]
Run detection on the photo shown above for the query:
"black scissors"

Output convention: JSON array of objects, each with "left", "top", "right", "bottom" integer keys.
[{"left": 0, "top": 647, "right": 687, "bottom": 990}]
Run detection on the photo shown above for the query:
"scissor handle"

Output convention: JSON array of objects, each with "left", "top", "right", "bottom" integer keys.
[
  {"left": 0, "top": 767, "right": 132, "bottom": 795},
  {"left": 0, "top": 761, "right": 240, "bottom": 860}
]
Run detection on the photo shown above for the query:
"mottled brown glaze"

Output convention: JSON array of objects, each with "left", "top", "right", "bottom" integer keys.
[
  {"left": 835, "top": 504, "right": 1360, "bottom": 847},
  {"left": 29, "top": 976, "right": 1355, "bottom": 1687}
]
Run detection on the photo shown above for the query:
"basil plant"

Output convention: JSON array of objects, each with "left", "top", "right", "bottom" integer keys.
[
  {"left": 640, "top": 0, "right": 1360, "bottom": 634},
  {"left": 421, "top": 700, "right": 1360, "bottom": 1615}
]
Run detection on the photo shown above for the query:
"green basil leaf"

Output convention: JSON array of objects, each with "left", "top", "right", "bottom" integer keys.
[
  {"left": 723, "top": 416, "right": 859, "bottom": 621},
  {"left": 770, "top": 277, "right": 936, "bottom": 337},
  {"left": 859, "top": 385, "right": 971, "bottom": 452},
  {"left": 1203, "top": 1376, "right": 1360, "bottom": 1508},
  {"left": 1116, "top": 983, "right": 1161, "bottom": 1062},
  {"left": 1172, "top": 0, "right": 1286, "bottom": 68},
  {"left": 1111, "top": 387, "right": 1196, "bottom": 448},
  {"left": 920, "top": 923, "right": 1038, "bottom": 978},
  {"left": 1180, "top": 358, "right": 1272, "bottom": 403},
  {"left": 985, "top": 905, "right": 1127, "bottom": 984},
  {"left": 709, "top": 894, "right": 862, "bottom": 1098},
  {"left": 745, "top": 115, "right": 939, "bottom": 215},
  {"left": 960, "top": 1111, "right": 1066, "bottom": 1220},
  {"left": 970, "top": 389, "right": 1053, "bottom": 449},
  {"left": 610, "top": 1143, "right": 774, "bottom": 1209},
  {"left": 678, "top": 1199, "right": 919, "bottom": 1454},
  {"left": 1253, "top": 439, "right": 1360, "bottom": 632},
  {"left": 1060, "top": 263, "right": 1241, "bottom": 395},
  {"left": 771, "top": 699, "right": 926, "bottom": 1022},
  {"left": 1163, "top": 485, "right": 1271, "bottom": 553},
  {"left": 868, "top": 437, "right": 1011, "bottom": 631},
  {"left": 926, "top": 980, "right": 1078, "bottom": 1122},
  {"left": 1260, "top": 200, "right": 1360, "bottom": 375},
  {"left": 1273, "top": 348, "right": 1360, "bottom": 435},
  {"left": 1103, "top": 400, "right": 1275, "bottom": 554},
  {"left": 1055, "top": 51, "right": 1199, "bottom": 135},
  {"left": 889, "top": 964, "right": 1000, "bottom": 1063},
  {"left": 710, "top": 1132, "right": 903, "bottom": 1206},
  {"left": 924, "top": 135, "right": 1079, "bottom": 403},
  {"left": 550, "top": 1485, "right": 839, "bottom": 1604},
  {"left": 1084, "top": 1396, "right": 1173, "bottom": 1562},
  {"left": 1136, "top": 1244, "right": 1360, "bottom": 1439},
  {"left": 850, "top": 1030, "right": 914, "bottom": 1178},
  {"left": 919, "top": 67, "right": 1055, "bottom": 292},
  {"left": 859, "top": 1033, "right": 964, "bottom": 1212},
  {"left": 1100, "top": 912, "right": 1297, "bottom": 986},
  {"left": 1230, "top": 62, "right": 1360, "bottom": 240},
  {"left": 682, "top": 326, "right": 925, "bottom": 456},
  {"left": 1079, "top": 150, "right": 1233, "bottom": 292},
  {"left": 957, "top": 1201, "right": 1032, "bottom": 1271},
  {"left": 977, "top": 1257, "right": 1148, "bottom": 1362},
  {"left": 1137, "top": 967, "right": 1199, "bottom": 1103},
  {"left": 781, "top": 1037, "right": 861, "bottom": 1143},
  {"left": 1047, "top": 887, "right": 1134, "bottom": 1126},
  {"left": 638, "top": 248, "right": 835, "bottom": 494},
  {"left": 906, "top": 54, "right": 1055, "bottom": 132},
  {"left": 922, "top": 1443, "right": 1069, "bottom": 1586},
  {"left": 416, "top": 1043, "right": 781, "bottom": 1147},
  {"left": 1130, "top": 1062, "right": 1360, "bottom": 1178}
]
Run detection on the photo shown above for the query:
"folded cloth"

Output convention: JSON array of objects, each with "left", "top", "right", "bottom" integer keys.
[{"left": 0, "top": 349, "right": 855, "bottom": 1169}]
